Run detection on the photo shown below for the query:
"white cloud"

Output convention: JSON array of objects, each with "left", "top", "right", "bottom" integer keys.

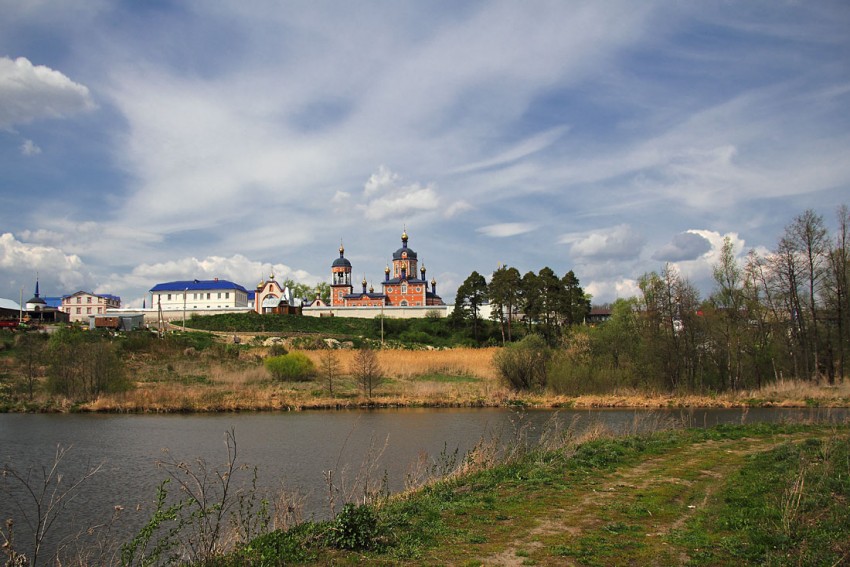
[
  {"left": 585, "top": 277, "right": 642, "bottom": 303},
  {"left": 450, "top": 126, "right": 569, "bottom": 175},
  {"left": 103, "top": 254, "right": 324, "bottom": 308},
  {"left": 364, "top": 165, "right": 400, "bottom": 196},
  {"left": 0, "top": 56, "right": 95, "bottom": 129},
  {"left": 355, "top": 167, "right": 440, "bottom": 221},
  {"left": 20, "top": 139, "right": 42, "bottom": 156},
  {"left": 444, "top": 200, "right": 473, "bottom": 218},
  {"left": 331, "top": 190, "right": 350, "bottom": 204},
  {"left": 362, "top": 185, "right": 439, "bottom": 221},
  {"left": 0, "top": 232, "right": 83, "bottom": 271},
  {"left": 561, "top": 224, "right": 646, "bottom": 260},
  {"left": 652, "top": 231, "right": 713, "bottom": 262},
  {"left": 0, "top": 232, "right": 88, "bottom": 294},
  {"left": 477, "top": 223, "right": 537, "bottom": 238},
  {"left": 662, "top": 230, "right": 748, "bottom": 294}
]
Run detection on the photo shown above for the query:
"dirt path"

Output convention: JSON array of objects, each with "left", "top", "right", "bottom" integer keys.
[{"left": 416, "top": 432, "right": 814, "bottom": 566}]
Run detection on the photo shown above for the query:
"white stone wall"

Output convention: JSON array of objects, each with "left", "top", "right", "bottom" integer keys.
[{"left": 303, "top": 305, "right": 449, "bottom": 319}]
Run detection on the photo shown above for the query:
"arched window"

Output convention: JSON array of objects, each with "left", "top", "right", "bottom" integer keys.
[{"left": 400, "top": 300, "right": 408, "bottom": 306}]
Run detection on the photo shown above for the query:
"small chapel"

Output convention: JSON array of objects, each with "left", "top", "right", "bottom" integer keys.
[{"left": 330, "top": 230, "right": 444, "bottom": 308}]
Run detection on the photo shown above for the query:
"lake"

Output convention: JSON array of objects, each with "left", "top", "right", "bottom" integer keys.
[{"left": 1, "top": 407, "right": 845, "bottom": 561}]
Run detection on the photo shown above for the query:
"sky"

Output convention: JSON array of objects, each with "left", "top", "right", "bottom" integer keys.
[{"left": 1, "top": 1, "right": 849, "bottom": 308}]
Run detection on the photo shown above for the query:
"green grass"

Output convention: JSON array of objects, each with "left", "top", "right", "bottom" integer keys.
[
  {"left": 182, "top": 312, "right": 501, "bottom": 347},
  {"left": 210, "top": 422, "right": 848, "bottom": 565},
  {"left": 672, "top": 433, "right": 850, "bottom": 565}
]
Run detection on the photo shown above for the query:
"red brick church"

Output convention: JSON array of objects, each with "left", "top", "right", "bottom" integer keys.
[{"left": 330, "top": 230, "right": 444, "bottom": 308}]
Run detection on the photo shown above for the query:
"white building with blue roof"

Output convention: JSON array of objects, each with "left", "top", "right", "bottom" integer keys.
[{"left": 149, "top": 278, "right": 250, "bottom": 314}]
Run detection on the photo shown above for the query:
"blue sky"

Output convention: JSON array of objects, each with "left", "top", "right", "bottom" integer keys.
[{"left": 1, "top": 1, "right": 849, "bottom": 307}]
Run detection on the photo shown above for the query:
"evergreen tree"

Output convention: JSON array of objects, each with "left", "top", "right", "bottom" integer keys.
[
  {"left": 488, "top": 265, "right": 521, "bottom": 344},
  {"left": 455, "top": 271, "right": 488, "bottom": 341}
]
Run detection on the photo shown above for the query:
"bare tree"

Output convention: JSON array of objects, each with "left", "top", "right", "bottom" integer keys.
[
  {"left": 320, "top": 347, "right": 340, "bottom": 395},
  {"left": 1, "top": 445, "right": 103, "bottom": 567},
  {"left": 781, "top": 210, "right": 830, "bottom": 379},
  {"left": 351, "top": 346, "right": 382, "bottom": 398},
  {"left": 825, "top": 204, "right": 850, "bottom": 382}
]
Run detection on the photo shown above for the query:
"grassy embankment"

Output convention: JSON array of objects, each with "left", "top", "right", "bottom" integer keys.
[{"left": 216, "top": 421, "right": 850, "bottom": 566}]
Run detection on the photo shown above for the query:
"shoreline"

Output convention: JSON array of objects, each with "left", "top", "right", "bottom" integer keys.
[{"left": 5, "top": 392, "right": 849, "bottom": 414}]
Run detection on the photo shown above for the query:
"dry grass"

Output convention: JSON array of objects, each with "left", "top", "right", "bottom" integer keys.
[
  {"left": 24, "top": 346, "right": 847, "bottom": 413},
  {"left": 300, "top": 347, "right": 499, "bottom": 381}
]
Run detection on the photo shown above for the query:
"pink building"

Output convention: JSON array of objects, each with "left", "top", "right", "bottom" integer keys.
[{"left": 61, "top": 291, "right": 121, "bottom": 323}]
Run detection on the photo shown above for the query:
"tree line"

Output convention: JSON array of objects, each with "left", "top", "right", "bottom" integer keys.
[
  {"left": 452, "top": 266, "right": 591, "bottom": 345},
  {"left": 455, "top": 205, "right": 850, "bottom": 393}
]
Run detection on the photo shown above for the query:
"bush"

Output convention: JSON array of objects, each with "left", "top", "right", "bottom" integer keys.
[
  {"left": 327, "top": 503, "right": 380, "bottom": 551},
  {"left": 267, "top": 343, "right": 288, "bottom": 357},
  {"left": 264, "top": 352, "right": 316, "bottom": 381},
  {"left": 45, "top": 329, "right": 129, "bottom": 399},
  {"left": 493, "top": 334, "right": 551, "bottom": 391}
]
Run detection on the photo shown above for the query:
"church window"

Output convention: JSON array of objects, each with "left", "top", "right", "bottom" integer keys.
[
  {"left": 401, "top": 284, "right": 408, "bottom": 294},
  {"left": 400, "top": 300, "right": 408, "bottom": 306}
]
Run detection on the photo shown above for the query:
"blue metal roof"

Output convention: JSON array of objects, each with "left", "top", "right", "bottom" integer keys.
[{"left": 150, "top": 280, "right": 248, "bottom": 293}]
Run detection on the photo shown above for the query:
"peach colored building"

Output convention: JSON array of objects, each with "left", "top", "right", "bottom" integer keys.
[{"left": 61, "top": 291, "right": 121, "bottom": 323}]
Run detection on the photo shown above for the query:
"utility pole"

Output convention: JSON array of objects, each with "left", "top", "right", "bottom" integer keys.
[{"left": 183, "top": 288, "right": 188, "bottom": 331}]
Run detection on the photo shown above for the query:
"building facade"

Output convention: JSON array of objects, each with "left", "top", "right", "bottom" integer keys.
[
  {"left": 253, "top": 274, "right": 302, "bottom": 314},
  {"left": 330, "top": 230, "right": 443, "bottom": 308},
  {"left": 149, "top": 279, "right": 249, "bottom": 312},
  {"left": 61, "top": 291, "right": 121, "bottom": 323}
]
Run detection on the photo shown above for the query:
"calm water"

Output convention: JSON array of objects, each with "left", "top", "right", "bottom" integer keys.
[{"left": 1, "top": 407, "right": 845, "bottom": 559}]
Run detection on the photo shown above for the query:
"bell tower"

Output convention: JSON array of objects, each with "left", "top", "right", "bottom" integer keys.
[{"left": 330, "top": 242, "right": 353, "bottom": 306}]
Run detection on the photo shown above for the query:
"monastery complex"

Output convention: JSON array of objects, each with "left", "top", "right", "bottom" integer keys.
[
  {"left": 2, "top": 230, "right": 450, "bottom": 326},
  {"left": 330, "top": 230, "right": 443, "bottom": 308}
]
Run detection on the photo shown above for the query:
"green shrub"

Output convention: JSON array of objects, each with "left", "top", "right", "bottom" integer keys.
[
  {"left": 327, "top": 503, "right": 380, "bottom": 551},
  {"left": 493, "top": 335, "right": 551, "bottom": 390},
  {"left": 237, "top": 524, "right": 319, "bottom": 564},
  {"left": 264, "top": 352, "right": 316, "bottom": 381}
]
